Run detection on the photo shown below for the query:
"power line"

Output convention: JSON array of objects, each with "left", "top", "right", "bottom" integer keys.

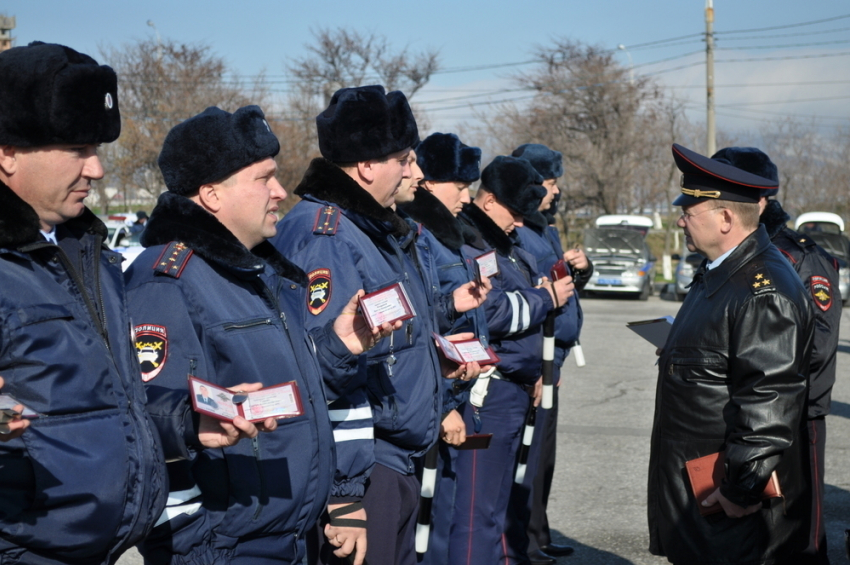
[
  {"left": 716, "top": 13, "right": 850, "bottom": 35},
  {"left": 716, "top": 38, "right": 850, "bottom": 50},
  {"left": 665, "top": 79, "right": 850, "bottom": 89},
  {"left": 718, "top": 25, "right": 850, "bottom": 41},
  {"left": 718, "top": 94, "right": 850, "bottom": 108}
]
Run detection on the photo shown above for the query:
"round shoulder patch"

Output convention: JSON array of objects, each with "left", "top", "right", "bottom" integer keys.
[
  {"left": 134, "top": 324, "right": 168, "bottom": 381},
  {"left": 308, "top": 268, "right": 332, "bottom": 315},
  {"left": 810, "top": 275, "right": 833, "bottom": 312}
]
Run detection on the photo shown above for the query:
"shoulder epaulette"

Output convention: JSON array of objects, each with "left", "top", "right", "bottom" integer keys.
[
  {"left": 748, "top": 263, "right": 776, "bottom": 295},
  {"left": 313, "top": 206, "right": 341, "bottom": 235},
  {"left": 153, "top": 241, "right": 193, "bottom": 278}
]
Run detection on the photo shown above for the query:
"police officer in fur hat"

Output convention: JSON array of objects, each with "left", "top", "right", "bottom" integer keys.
[
  {"left": 450, "top": 156, "right": 574, "bottom": 565},
  {"left": 125, "top": 105, "right": 395, "bottom": 565},
  {"left": 712, "top": 146, "right": 841, "bottom": 564},
  {"left": 0, "top": 42, "right": 168, "bottom": 565},
  {"left": 648, "top": 143, "right": 815, "bottom": 565},
  {"left": 273, "top": 86, "right": 480, "bottom": 565}
]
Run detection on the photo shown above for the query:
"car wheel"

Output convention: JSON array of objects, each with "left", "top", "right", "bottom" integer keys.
[
  {"left": 638, "top": 282, "right": 650, "bottom": 301},
  {"left": 676, "top": 291, "right": 686, "bottom": 302}
]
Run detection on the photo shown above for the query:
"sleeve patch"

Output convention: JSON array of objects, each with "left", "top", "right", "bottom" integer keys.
[
  {"left": 313, "top": 206, "right": 341, "bottom": 235},
  {"left": 134, "top": 324, "right": 168, "bottom": 381},
  {"left": 810, "top": 275, "right": 833, "bottom": 312},
  {"left": 308, "top": 268, "right": 332, "bottom": 315}
]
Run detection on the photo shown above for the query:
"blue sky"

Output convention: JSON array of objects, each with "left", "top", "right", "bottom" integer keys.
[{"left": 5, "top": 1, "right": 850, "bottom": 136}]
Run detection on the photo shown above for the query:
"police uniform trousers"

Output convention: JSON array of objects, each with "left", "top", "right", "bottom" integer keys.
[
  {"left": 449, "top": 378, "right": 530, "bottom": 565},
  {"left": 503, "top": 382, "right": 556, "bottom": 563},
  {"left": 527, "top": 376, "right": 561, "bottom": 553},
  {"left": 417, "top": 440, "right": 460, "bottom": 565},
  {"left": 804, "top": 417, "right": 830, "bottom": 564}
]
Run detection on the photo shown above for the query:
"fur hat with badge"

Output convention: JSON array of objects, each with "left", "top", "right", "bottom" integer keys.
[
  {"left": 158, "top": 106, "right": 280, "bottom": 195},
  {"left": 480, "top": 156, "right": 547, "bottom": 217},
  {"left": 416, "top": 133, "right": 481, "bottom": 183},
  {"left": 316, "top": 85, "right": 419, "bottom": 163},
  {"left": 0, "top": 41, "right": 120, "bottom": 146},
  {"left": 511, "top": 143, "right": 564, "bottom": 180}
]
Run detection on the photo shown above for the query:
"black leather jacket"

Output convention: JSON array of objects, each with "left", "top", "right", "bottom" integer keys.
[{"left": 648, "top": 225, "right": 814, "bottom": 564}]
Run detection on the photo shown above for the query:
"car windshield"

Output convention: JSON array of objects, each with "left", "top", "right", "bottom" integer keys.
[
  {"left": 584, "top": 228, "right": 646, "bottom": 258},
  {"left": 806, "top": 233, "right": 850, "bottom": 262}
]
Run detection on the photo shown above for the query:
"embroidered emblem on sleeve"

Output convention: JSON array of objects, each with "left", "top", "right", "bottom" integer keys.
[
  {"left": 307, "top": 268, "right": 332, "bottom": 315},
  {"left": 134, "top": 324, "right": 168, "bottom": 381},
  {"left": 810, "top": 275, "right": 833, "bottom": 312}
]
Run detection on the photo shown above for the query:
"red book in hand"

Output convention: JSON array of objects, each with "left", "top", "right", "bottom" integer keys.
[{"left": 685, "top": 451, "right": 782, "bottom": 516}]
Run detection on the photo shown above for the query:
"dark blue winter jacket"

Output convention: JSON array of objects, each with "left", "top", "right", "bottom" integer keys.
[
  {"left": 0, "top": 182, "right": 167, "bottom": 565},
  {"left": 125, "top": 192, "right": 349, "bottom": 562},
  {"left": 398, "top": 187, "right": 490, "bottom": 413},
  {"left": 272, "top": 158, "right": 442, "bottom": 493},
  {"left": 515, "top": 212, "right": 584, "bottom": 375},
  {"left": 457, "top": 203, "right": 554, "bottom": 386}
]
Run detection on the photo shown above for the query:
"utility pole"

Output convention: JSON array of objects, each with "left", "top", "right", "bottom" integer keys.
[{"left": 705, "top": 0, "right": 716, "bottom": 155}]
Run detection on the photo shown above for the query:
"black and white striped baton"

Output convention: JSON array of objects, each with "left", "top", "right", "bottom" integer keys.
[
  {"left": 415, "top": 443, "right": 440, "bottom": 554},
  {"left": 541, "top": 311, "right": 556, "bottom": 410},
  {"left": 573, "top": 338, "right": 586, "bottom": 367},
  {"left": 514, "top": 406, "right": 537, "bottom": 484}
]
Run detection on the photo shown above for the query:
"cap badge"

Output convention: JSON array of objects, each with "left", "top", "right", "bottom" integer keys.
[
  {"left": 104, "top": 92, "right": 113, "bottom": 110},
  {"left": 262, "top": 119, "right": 271, "bottom": 132}
]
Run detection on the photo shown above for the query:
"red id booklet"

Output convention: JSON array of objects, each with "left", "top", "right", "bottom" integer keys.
[
  {"left": 685, "top": 451, "right": 782, "bottom": 516},
  {"left": 432, "top": 333, "right": 500, "bottom": 365},
  {"left": 188, "top": 375, "right": 303, "bottom": 423},
  {"left": 358, "top": 283, "right": 416, "bottom": 328}
]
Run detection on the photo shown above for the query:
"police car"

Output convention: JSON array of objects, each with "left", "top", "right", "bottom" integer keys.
[
  {"left": 103, "top": 214, "right": 145, "bottom": 271},
  {"left": 583, "top": 215, "right": 657, "bottom": 300}
]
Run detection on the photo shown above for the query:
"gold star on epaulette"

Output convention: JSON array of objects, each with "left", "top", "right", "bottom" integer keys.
[
  {"left": 755, "top": 273, "right": 764, "bottom": 280},
  {"left": 753, "top": 281, "right": 762, "bottom": 288},
  {"left": 763, "top": 279, "right": 770, "bottom": 285}
]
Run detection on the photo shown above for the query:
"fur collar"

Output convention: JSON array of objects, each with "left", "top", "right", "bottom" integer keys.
[
  {"left": 397, "top": 187, "right": 465, "bottom": 250},
  {"left": 459, "top": 202, "right": 513, "bottom": 256},
  {"left": 760, "top": 199, "right": 791, "bottom": 240},
  {"left": 142, "top": 191, "right": 306, "bottom": 284},
  {"left": 0, "top": 179, "right": 105, "bottom": 249},
  {"left": 294, "top": 157, "right": 410, "bottom": 238},
  {"left": 523, "top": 211, "right": 549, "bottom": 234}
]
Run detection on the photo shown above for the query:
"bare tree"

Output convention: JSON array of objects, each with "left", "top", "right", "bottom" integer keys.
[
  {"left": 97, "top": 38, "right": 268, "bottom": 213},
  {"left": 287, "top": 28, "right": 439, "bottom": 106}
]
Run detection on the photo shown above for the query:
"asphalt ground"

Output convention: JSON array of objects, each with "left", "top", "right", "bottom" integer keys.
[{"left": 119, "top": 292, "right": 850, "bottom": 565}]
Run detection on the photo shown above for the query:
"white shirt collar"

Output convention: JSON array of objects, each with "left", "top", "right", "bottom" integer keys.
[
  {"left": 40, "top": 229, "right": 58, "bottom": 245},
  {"left": 707, "top": 245, "right": 738, "bottom": 270}
]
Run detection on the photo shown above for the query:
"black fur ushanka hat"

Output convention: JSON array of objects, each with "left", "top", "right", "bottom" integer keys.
[
  {"left": 0, "top": 41, "right": 120, "bottom": 146},
  {"left": 511, "top": 143, "right": 564, "bottom": 180},
  {"left": 480, "top": 156, "right": 547, "bottom": 217},
  {"left": 316, "top": 85, "right": 419, "bottom": 163},
  {"left": 158, "top": 106, "right": 280, "bottom": 195},
  {"left": 416, "top": 132, "right": 481, "bottom": 183}
]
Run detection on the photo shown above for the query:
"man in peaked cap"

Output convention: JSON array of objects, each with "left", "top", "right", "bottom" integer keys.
[
  {"left": 0, "top": 42, "right": 167, "bottom": 564},
  {"left": 647, "top": 143, "right": 816, "bottom": 565},
  {"left": 712, "top": 146, "right": 841, "bottom": 564},
  {"left": 450, "top": 156, "right": 574, "bottom": 565},
  {"left": 125, "top": 105, "right": 392, "bottom": 565},
  {"left": 272, "top": 86, "right": 478, "bottom": 565}
]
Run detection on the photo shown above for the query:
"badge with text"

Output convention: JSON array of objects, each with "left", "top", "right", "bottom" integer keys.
[
  {"left": 135, "top": 324, "right": 168, "bottom": 381},
  {"left": 358, "top": 283, "right": 416, "bottom": 328},
  {"left": 307, "top": 268, "right": 332, "bottom": 315},
  {"left": 188, "top": 375, "right": 303, "bottom": 423},
  {"left": 550, "top": 259, "right": 570, "bottom": 281},
  {"left": 474, "top": 250, "right": 499, "bottom": 283},
  {"left": 432, "top": 333, "right": 500, "bottom": 365},
  {"left": 810, "top": 275, "right": 833, "bottom": 312}
]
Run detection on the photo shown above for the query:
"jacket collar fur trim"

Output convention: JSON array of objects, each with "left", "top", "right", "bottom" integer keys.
[
  {"left": 760, "top": 199, "right": 791, "bottom": 240},
  {"left": 397, "top": 187, "right": 465, "bottom": 250},
  {"left": 522, "top": 210, "right": 549, "bottom": 234},
  {"left": 142, "top": 191, "right": 306, "bottom": 284},
  {"left": 294, "top": 157, "right": 410, "bottom": 238},
  {"left": 459, "top": 202, "right": 513, "bottom": 256},
  {"left": 0, "top": 179, "right": 106, "bottom": 250}
]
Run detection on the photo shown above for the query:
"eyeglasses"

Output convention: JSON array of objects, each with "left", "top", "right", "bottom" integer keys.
[{"left": 679, "top": 207, "right": 725, "bottom": 222}]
